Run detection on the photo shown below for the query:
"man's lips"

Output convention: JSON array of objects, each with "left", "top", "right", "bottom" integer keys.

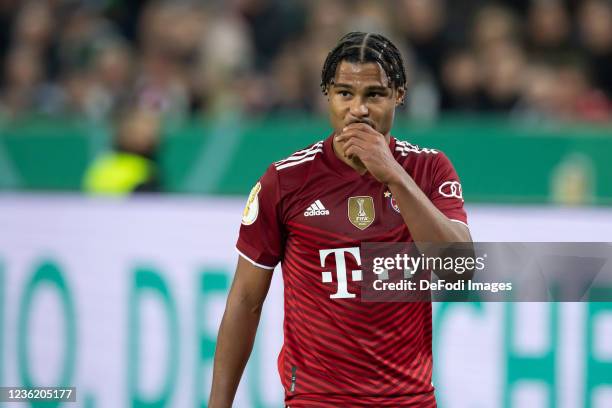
[{"left": 346, "top": 119, "right": 375, "bottom": 128}]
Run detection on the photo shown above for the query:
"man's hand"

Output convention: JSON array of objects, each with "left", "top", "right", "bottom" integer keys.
[{"left": 335, "top": 123, "right": 404, "bottom": 184}]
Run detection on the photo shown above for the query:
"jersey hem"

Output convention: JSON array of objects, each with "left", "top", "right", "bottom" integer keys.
[
  {"left": 235, "top": 247, "right": 276, "bottom": 270},
  {"left": 285, "top": 391, "right": 436, "bottom": 408}
]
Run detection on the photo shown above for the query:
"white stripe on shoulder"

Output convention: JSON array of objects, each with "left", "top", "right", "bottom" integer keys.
[
  {"left": 395, "top": 141, "right": 439, "bottom": 156},
  {"left": 275, "top": 142, "right": 323, "bottom": 165},
  {"left": 396, "top": 140, "right": 439, "bottom": 153},
  {"left": 291, "top": 141, "right": 324, "bottom": 156},
  {"left": 275, "top": 148, "right": 323, "bottom": 166},
  {"left": 275, "top": 154, "right": 319, "bottom": 170},
  {"left": 236, "top": 247, "right": 276, "bottom": 270}
]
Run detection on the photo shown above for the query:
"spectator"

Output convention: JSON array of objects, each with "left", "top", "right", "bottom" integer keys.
[
  {"left": 0, "top": 45, "right": 52, "bottom": 117},
  {"left": 555, "top": 61, "right": 610, "bottom": 122},
  {"left": 397, "top": 0, "right": 447, "bottom": 79},
  {"left": 440, "top": 48, "right": 480, "bottom": 112},
  {"left": 197, "top": 6, "right": 254, "bottom": 117},
  {"left": 478, "top": 41, "right": 526, "bottom": 112},
  {"left": 514, "top": 62, "right": 560, "bottom": 123},
  {"left": 526, "top": 0, "right": 572, "bottom": 59},
  {"left": 236, "top": 0, "right": 307, "bottom": 70},
  {"left": 471, "top": 4, "right": 521, "bottom": 51},
  {"left": 268, "top": 45, "right": 312, "bottom": 113},
  {"left": 83, "top": 107, "right": 161, "bottom": 195},
  {"left": 0, "top": 0, "right": 610, "bottom": 124},
  {"left": 89, "top": 41, "right": 134, "bottom": 118},
  {"left": 516, "top": 59, "right": 610, "bottom": 123},
  {"left": 11, "top": 1, "right": 55, "bottom": 61},
  {"left": 578, "top": 0, "right": 612, "bottom": 98}
]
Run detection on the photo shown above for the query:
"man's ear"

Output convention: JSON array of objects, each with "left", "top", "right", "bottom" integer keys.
[{"left": 396, "top": 87, "right": 406, "bottom": 106}]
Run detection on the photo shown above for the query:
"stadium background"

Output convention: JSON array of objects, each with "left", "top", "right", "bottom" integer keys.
[{"left": 0, "top": 0, "right": 611, "bottom": 407}]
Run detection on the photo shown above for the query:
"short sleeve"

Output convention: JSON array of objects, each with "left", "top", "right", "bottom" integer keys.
[
  {"left": 429, "top": 152, "right": 468, "bottom": 227},
  {"left": 236, "top": 165, "right": 284, "bottom": 270}
]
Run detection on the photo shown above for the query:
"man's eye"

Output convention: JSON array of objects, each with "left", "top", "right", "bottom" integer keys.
[
  {"left": 369, "top": 92, "right": 383, "bottom": 98},
  {"left": 339, "top": 91, "right": 351, "bottom": 97}
]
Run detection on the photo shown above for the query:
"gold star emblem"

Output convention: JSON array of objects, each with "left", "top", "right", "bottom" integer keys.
[{"left": 384, "top": 191, "right": 391, "bottom": 198}]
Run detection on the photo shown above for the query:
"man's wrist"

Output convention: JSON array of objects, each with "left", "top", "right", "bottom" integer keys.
[
  {"left": 209, "top": 395, "right": 233, "bottom": 408},
  {"left": 385, "top": 163, "right": 410, "bottom": 187}
]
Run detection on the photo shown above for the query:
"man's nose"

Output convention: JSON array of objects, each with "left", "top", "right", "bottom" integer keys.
[{"left": 349, "top": 97, "right": 368, "bottom": 117}]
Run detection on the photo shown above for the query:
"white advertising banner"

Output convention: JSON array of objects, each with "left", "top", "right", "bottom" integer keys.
[{"left": 0, "top": 195, "right": 611, "bottom": 408}]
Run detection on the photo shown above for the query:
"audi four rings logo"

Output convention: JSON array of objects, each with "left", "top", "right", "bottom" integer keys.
[{"left": 439, "top": 181, "right": 463, "bottom": 200}]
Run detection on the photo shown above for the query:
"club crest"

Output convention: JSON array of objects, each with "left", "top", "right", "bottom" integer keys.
[
  {"left": 390, "top": 196, "right": 401, "bottom": 213},
  {"left": 384, "top": 190, "right": 400, "bottom": 213},
  {"left": 348, "top": 196, "right": 375, "bottom": 230}
]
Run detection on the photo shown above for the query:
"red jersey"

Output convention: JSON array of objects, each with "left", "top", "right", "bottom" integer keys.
[{"left": 236, "top": 134, "right": 467, "bottom": 407}]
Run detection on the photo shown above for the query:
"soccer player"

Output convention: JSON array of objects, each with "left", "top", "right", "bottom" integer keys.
[{"left": 209, "top": 32, "right": 471, "bottom": 407}]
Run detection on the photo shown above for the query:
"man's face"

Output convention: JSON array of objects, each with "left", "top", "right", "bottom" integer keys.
[{"left": 328, "top": 60, "right": 405, "bottom": 136}]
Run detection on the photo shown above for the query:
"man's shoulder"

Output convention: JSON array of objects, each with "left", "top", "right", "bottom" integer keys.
[
  {"left": 257, "top": 140, "right": 326, "bottom": 202},
  {"left": 272, "top": 140, "right": 325, "bottom": 172},
  {"left": 256, "top": 140, "right": 326, "bottom": 200},
  {"left": 394, "top": 139, "right": 441, "bottom": 159},
  {"left": 393, "top": 138, "right": 457, "bottom": 178}
]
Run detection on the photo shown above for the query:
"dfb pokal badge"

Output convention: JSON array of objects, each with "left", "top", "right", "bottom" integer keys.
[
  {"left": 348, "top": 196, "right": 375, "bottom": 230},
  {"left": 242, "top": 182, "right": 261, "bottom": 225}
]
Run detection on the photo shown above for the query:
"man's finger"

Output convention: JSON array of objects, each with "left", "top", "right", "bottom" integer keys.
[
  {"left": 337, "top": 129, "right": 372, "bottom": 143},
  {"left": 343, "top": 136, "right": 368, "bottom": 152},
  {"left": 345, "top": 144, "right": 367, "bottom": 161},
  {"left": 335, "top": 131, "right": 359, "bottom": 143},
  {"left": 342, "top": 125, "right": 373, "bottom": 135},
  {"left": 345, "top": 122, "right": 376, "bottom": 132},
  {"left": 344, "top": 138, "right": 368, "bottom": 153}
]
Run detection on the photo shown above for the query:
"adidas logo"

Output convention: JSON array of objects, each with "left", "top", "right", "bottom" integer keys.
[{"left": 304, "top": 200, "right": 330, "bottom": 217}]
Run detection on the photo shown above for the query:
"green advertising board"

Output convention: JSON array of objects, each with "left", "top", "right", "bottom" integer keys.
[{"left": 1, "top": 115, "right": 611, "bottom": 204}]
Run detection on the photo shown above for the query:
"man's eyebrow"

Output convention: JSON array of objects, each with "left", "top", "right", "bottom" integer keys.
[
  {"left": 333, "top": 83, "right": 390, "bottom": 91},
  {"left": 365, "top": 85, "right": 390, "bottom": 92},
  {"left": 333, "top": 83, "right": 354, "bottom": 89}
]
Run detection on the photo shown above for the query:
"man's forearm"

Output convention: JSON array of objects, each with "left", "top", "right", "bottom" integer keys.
[
  {"left": 209, "top": 298, "right": 263, "bottom": 407},
  {"left": 388, "top": 170, "right": 470, "bottom": 243}
]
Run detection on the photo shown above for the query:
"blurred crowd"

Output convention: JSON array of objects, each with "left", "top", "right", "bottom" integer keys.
[{"left": 1, "top": 0, "right": 611, "bottom": 125}]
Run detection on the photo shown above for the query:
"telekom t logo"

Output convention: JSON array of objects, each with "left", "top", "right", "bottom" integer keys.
[{"left": 319, "top": 247, "right": 362, "bottom": 299}]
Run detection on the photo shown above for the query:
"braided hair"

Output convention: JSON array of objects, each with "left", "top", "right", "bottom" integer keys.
[{"left": 320, "top": 32, "right": 407, "bottom": 95}]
